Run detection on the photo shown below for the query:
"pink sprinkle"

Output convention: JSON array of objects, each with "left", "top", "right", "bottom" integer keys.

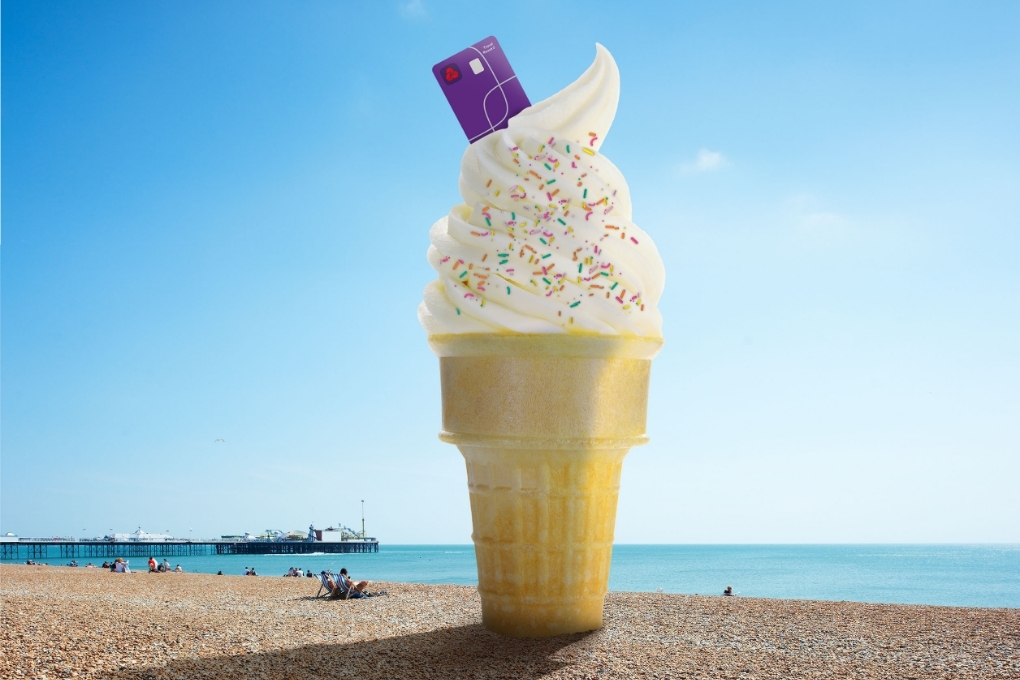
[
  {"left": 506, "top": 268, "right": 514, "bottom": 274},
  {"left": 616, "top": 297, "right": 623, "bottom": 303},
  {"left": 631, "top": 237, "right": 639, "bottom": 244},
  {"left": 465, "top": 293, "right": 475, "bottom": 299},
  {"left": 546, "top": 291, "right": 554, "bottom": 297},
  {"left": 441, "top": 256, "right": 450, "bottom": 263},
  {"left": 548, "top": 137, "right": 554, "bottom": 145},
  {"left": 571, "top": 161, "right": 577, "bottom": 168}
]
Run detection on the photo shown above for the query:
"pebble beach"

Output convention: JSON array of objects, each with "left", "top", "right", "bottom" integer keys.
[{"left": 2, "top": 564, "right": 1017, "bottom": 679}]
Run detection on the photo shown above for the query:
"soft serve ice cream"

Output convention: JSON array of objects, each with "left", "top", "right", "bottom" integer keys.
[
  {"left": 419, "top": 44, "right": 664, "bottom": 337},
  {"left": 422, "top": 44, "right": 664, "bottom": 638}
]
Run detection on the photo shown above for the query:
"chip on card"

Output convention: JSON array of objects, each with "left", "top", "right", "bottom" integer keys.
[{"left": 433, "top": 36, "right": 531, "bottom": 143}]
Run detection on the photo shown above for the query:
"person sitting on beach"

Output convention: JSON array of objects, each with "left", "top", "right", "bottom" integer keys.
[
  {"left": 249, "top": 567, "right": 258, "bottom": 576},
  {"left": 114, "top": 561, "right": 125, "bottom": 573},
  {"left": 174, "top": 564, "right": 183, "bottom": 573},
  {"left": 148, "top": 557, "right": 158, "bottom": 572},
  {"left": 102, "top": 561, "right": 111, "bottom": 569},
  {"left": 723, "top": 586, "right": 734, "bottom": 596},
  {"left": 339, "top": 568, "right": 368, "bottom": 595},
  {"left": 306, "top": 569, "right": 314, "bottom": 578}
]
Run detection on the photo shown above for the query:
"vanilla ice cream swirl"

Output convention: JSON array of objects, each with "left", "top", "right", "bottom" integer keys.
[{"left": 419, "top": 44, "right": 665, "bottom": 336}]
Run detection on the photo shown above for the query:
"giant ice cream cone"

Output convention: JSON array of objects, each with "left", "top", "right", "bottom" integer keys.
[
  {"left": 431, "top": 334, "right": 661, "bottom": 636},
  {"left": 420, "top": 45, "right": 666, "bottom": 637}
]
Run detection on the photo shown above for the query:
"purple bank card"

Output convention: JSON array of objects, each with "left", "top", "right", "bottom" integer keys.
[{"left": 433, "top": 36, "right": 531, "bottom": 143}]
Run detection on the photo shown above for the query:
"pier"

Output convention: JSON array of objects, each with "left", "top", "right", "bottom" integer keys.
[{"left": 0, "top": 540, "right": 378, "bottom": 561}]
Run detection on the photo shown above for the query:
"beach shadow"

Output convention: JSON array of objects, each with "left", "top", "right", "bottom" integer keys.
[{"left": 106, "top": 624, "right": 590, "bottom": 680}]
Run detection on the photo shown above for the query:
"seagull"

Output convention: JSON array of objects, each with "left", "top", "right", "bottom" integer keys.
[{"left": 214, "top": 438, "right": 225, "bottom": 443}]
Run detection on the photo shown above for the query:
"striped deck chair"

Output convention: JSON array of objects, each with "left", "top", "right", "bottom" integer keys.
[
  {"left": 315, "top": 571, "right": 334, "bottom": 598},
  {"left": 328, "top": 570, "right": 364, "bottom": 600}
]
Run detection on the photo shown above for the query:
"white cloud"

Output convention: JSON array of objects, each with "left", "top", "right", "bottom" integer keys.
[
  {"left": 399, "top": 0, "right": 427, "bottom": 18},
  {"left": 784, "top": 194, "right": 856, "bottom": 246},
  {"left": 677, "top": 148, "right": 729, "bottom": 175}
]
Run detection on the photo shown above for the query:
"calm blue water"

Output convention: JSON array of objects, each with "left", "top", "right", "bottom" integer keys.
[{"left": 6, "top": 545, "right": 1017, "bottom": 608}]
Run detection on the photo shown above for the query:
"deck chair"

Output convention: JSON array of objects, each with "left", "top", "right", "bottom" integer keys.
[
  {"left": 328, "top": 570, "right": 365, "bottom": 600},
  {"left": 315, "top": 571, "right": 333, "bottom": 598}
]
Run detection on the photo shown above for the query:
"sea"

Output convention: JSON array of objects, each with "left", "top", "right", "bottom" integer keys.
[{"left": 6, "top": 544, "right": 1017, "bottom": 609}]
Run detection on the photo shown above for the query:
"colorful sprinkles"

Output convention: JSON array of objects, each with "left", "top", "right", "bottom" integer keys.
[{"left": 429, "top": 131, "right": 651, "bottom": 330}]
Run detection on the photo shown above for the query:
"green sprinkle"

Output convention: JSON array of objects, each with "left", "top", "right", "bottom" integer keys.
[
  {"left": 546, "top": 179, "right": 556, "bottom": 184},
  {"left": 544, "top": 163, "right": 552, "bottom": 171},
  {"left": 583, "top": 189, "right": 588, "bottom": 199},
  {"left": 611, "top": 281, "right": 618, "bottom": 290},
  {"left": 578, "top": 263, "right": 583, "bottom": 273},
  {"left": 541, "top": 253, "right": 551, "bottom": 259},
  {"left": 566, "top": 145, "right": 570, "bottom": 153},
  {"left": 557, "top": 218, "right": 566, "bottom": 225},
  {"left": 540, "top": 238, "right": 547, "bottom": 245},
  {"left": 456, "top": 308, "right": 461, "bottom": 315},
  {"left": 543, "top": 277, "right": 551, "bottom": 285},
  {"left": 600, "top": 271, "right": 609, "bottom": 277},
  {"left": 485, "top": 217, "right": 491, "bottom": 226},
  {"left": 459, "top": 271, "right": 468, "bottom": 279},
  {"left": 497, "top": 253, "right": 508, "bottom": 257},
  {"left": 507, "top": 286, "right": 511, "bottom": 295},
  {"left": 511, "top": 212, "right": 515, "bottom": 220},
  {"left": 499, "top": 259, "right": 508, "bottom": 265},
  {"left": 570, "top": 301, "right": 580, "bottom": 308}
]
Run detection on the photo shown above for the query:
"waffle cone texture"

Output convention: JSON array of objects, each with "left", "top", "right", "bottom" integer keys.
[{"left": 429, "top": 334, "right": 662, "bottom": 637}]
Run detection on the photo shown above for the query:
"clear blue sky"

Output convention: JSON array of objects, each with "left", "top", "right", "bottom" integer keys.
[{"left": 2, "top": 1, "right": 1017, "bottom": 543}]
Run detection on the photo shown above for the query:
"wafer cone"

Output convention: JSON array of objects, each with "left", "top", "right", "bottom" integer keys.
[{"left": 429, "top": 334, "right": 662, "bottom": 637}]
